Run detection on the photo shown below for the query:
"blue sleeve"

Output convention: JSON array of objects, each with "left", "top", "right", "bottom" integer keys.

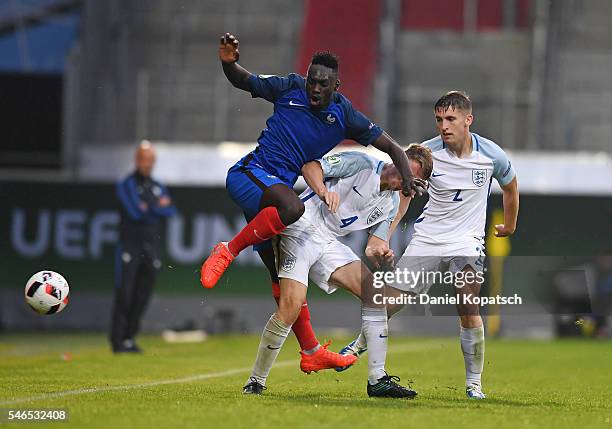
[
  {"left": 116, "top": 176, "right": 146, "bottom": 220},
  {"left": 343, "top": 100, "right": 383, "bottom": 146},
  {"left": 318, "top": 152, "right": 379, "bottom": 179},
  {"left": 369, "top": 192, "right": 400, "bottom": 241},
  {"left": 493, "top": 151, "right": 515, "bottom": 186},
  {"left": 248, "top": 73, "right": 298, "bottom": 103},
  {"left": 151, "top": 182, "right": 177, "bottom": 217},
  {"left": 478, "top": 138, "right": 516, "bottom": 186},
  {"left": 421, "top": 136, "right": 445, "bottom": 152}
]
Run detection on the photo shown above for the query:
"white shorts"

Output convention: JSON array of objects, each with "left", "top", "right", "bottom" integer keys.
[
  {"left": 388, "top": 238, "right": 486, "bottom": 294},
  {"left": 274, "top": 225, "right": 360, "bottom": 294}
]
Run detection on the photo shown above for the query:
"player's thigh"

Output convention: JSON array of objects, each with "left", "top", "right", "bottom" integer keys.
[
  {"left": 390, "top": 243, "right": 443, "bottom": 294},
  {"left": 446, "top": 240, "right": 485, "bottom": 318},
  {"left": 260, "top": 183, "right": 304, "bottom": 225},
  {"left": 275, "top": 231, "right": 321, "bottom": 296},
  {"left": 226, "top": 164, "right": 291, "bottom": 220},
  {"left": 454, "top": 265, "right": 483, "bottom": 320},
  {"left": 309, "top": 240, "right": 361, "bottom": 297},
  {"left": 383, "top": 286, "right": 414, "bottom": 317},
  {"left": 325, "top": 261, "right": 364, "bottom": 298},
  {"left": 447, "top": 239, "right": 486, "bottom": 275}
]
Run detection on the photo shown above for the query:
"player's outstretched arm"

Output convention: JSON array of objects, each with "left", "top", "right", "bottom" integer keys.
[
  {"left": 388, "top": 194, "right": 412, "bottom": 238},
  {"left": 301, "top": 160, "right": 339, "bottom": 213},
  {"left": 219, "top": 33, "right": 251, "bottom": 92},
  {"left": 495, "top": 177, "right": 519, "bottom": 237},
  {"left": 372, "top": 132, "right": 427, "bottom": 198}
]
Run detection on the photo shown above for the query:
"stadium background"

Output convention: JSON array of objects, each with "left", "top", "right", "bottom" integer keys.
[{"left": 1, "top": 0, "right": 611, "bottom": 339}]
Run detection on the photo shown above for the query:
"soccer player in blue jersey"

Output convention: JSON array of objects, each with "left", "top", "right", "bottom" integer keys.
[
  {"left": 200, "top": 32, "right": 426, "bottom": 372},
  {"left": 202, "top": 33, "right": 425, "bottom": 288}
]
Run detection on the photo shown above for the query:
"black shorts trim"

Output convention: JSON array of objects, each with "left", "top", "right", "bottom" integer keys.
[
  {"left": 241, "top": 168, "right": 268, "bottom": 191},
  {"left": 237, "top": 153, "right": 268, "bottom": 191}
]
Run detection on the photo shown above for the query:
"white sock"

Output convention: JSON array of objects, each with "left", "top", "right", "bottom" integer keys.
[
  {"left": 302, "top": 344, "right": 321, "bottom": 355},
  {"left": 247, "top": 314, "right": 290, "bottom": 386},
  {"left": 362, "top": 306, "right": 388, "bottom": 384},
  {"left": 460, "top": 325, "right": 485, "bottom": 388}
]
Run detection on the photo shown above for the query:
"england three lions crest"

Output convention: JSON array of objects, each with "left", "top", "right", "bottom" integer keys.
[
  {"left": 281, "top": 255, "right": 296, "bottom": 272},
  {"left": 472, "top": 169, "right": 487, "bottom": 187},
  {"left": 367, "top": 207, "right": 384, "bottom": 225}
]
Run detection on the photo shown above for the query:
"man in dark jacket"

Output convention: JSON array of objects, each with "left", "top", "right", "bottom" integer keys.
[{"left": 110, "top": 141, "right": 176, "bottom": 353}]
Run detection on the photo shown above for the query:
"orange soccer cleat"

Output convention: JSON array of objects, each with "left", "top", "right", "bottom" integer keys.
[
  {"left": 200, "top": 242, "right": 235, "bottom": 288},
  {"left": 300, "top": 341, "right": 358, "bottom": 374}
]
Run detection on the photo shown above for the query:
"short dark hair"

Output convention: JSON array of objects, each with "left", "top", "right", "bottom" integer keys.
[
  {"left": 434, "top": 90, "right": 472, "bottom": 113},
  {"left": 311, "top": 51, "right": 339, "bottom": 72},
  {"left": 405, "top": 143, "right": 433, "bottom": 180}
]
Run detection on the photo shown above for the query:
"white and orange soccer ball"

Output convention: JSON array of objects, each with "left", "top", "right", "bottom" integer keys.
[{"left": 24, "top": 271, "right": 70, "bottom": 315}]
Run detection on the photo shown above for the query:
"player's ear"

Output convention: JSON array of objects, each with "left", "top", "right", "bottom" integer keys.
[
  {"left": 335, "top": 79, "right": 340, "bottom": 91},
  {"left": 465, "top": 113, "right": 474, "bottom": 126}
]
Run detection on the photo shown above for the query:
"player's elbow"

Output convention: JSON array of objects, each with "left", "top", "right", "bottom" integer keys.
[
  {"left": 302, "top": 161, "right": 322, "bottom": 179},
  {"left": 502, "top": 177, "right": 518, "bottom": 194},
  {"left": 227, "top": 72, "right": 251, "bottom": 92},
  {"left": 232, "top": 79, "right": 250, "bottom": 91}
]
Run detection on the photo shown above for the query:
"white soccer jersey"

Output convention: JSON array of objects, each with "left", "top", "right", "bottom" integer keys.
[
  {"left": 412, "top": 133, "right": 515, "bottom": 245},
  {"left": 290, "top": 151, "right": 400, "bottom": 241}
]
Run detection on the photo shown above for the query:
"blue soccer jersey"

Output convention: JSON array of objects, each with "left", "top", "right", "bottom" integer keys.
[{"left": 240, "top": 73, "right": 383, "bottom": 186}]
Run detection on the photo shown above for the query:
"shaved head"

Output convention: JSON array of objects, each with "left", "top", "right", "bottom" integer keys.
[{"left": 135, "top": 140, "right": 156, "bottom": 177}]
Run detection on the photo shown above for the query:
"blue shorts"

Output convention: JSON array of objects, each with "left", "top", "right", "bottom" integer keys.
[{"left": 226, "top": 158, "right": 289, "bottom": 252}]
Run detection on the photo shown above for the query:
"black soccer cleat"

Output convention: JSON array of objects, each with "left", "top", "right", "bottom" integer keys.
[
  {"left": 112, "top": 339, "right": 143, "bottom": 354},
  {"left": 242, "top": 377, "right": 267, "bottom": 395},
  {"left": 367, "top": 374, "right": 417, "bottom": 399}
]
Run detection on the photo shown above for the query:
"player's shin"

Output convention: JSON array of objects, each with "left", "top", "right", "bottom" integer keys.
[
  {"left": 460, "top": 324, "right": 485, "bottom": 388},
  {"left": 229, "top": 206, "right": 286, "bottom": 255},
  {"left": 247, "top": 314, "right": 290, "bottom": 386},
  {"left": 271, "top": 281, "right": 320, "bottom": 353},
  {"left": 362, "top": 306, "right": 389, "bottom": 384},
  {"left": 293, "top": 303, "right": 320, "bottom": 353},
  {"left": 343, "top": 300, "right": 405, "bottom": 356}
]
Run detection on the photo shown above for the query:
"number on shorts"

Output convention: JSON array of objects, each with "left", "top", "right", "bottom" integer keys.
[{"left": 339, "top": 216, "right": 358, "bottom": 228}]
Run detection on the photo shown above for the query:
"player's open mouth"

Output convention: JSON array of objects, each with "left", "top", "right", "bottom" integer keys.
[{"left": 310, "top": 96, "right": 320, "bottom": 106}]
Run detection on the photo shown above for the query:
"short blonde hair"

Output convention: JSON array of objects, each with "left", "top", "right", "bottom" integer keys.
[{"left": 405, "top": 144, "right": 433, "bottom": 180}]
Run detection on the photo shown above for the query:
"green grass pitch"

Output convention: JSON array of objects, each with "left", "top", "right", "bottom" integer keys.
[{"left": 1, "top": 333, "right": 611, "bottom": 428}]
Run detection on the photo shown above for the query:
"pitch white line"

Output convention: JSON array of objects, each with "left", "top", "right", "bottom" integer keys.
[{"left": 1, "top": 342, "right": 436, "bottom": 406}]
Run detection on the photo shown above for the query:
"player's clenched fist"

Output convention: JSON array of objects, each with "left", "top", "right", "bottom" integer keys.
[
  {"left": 494, "top": 223, "right": 515, "bottom": 237},
  {"left": 219, "top": 33, "right": 240, "bottom": 63},
  {"left": 365, "top": 245, "right": 395, "bottom": 270},
  {"left": 402, "top": 177, "right": 428, "bottom": 198}
]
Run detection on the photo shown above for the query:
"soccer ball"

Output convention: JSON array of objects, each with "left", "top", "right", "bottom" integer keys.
[{"left": 24, "top": 271, "right": 70, "bottom": 315}]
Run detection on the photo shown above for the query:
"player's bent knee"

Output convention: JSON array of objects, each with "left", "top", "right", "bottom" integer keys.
[
  {"left": 277, "top": 282, "right": 307, "bottom": 326},
  {"left": 459, "top": 314, "right": 483, "bottom": 329},
  {"left": 278, "top": 199, "right": 305, "bottom": 225},
  {"left": 276, "top": 301, "right": 302, "bottom": 326}
]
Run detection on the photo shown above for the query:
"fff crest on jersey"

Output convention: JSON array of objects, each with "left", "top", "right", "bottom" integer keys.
[
  {"left": 281, "top": 255, "right": 296, "bottom": 272},
  {"left": 367, "top": 207, "right": 384, "bottom": 225},
  {"left": 472, "top": 169, "right": 487, "bottom": 187}
]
